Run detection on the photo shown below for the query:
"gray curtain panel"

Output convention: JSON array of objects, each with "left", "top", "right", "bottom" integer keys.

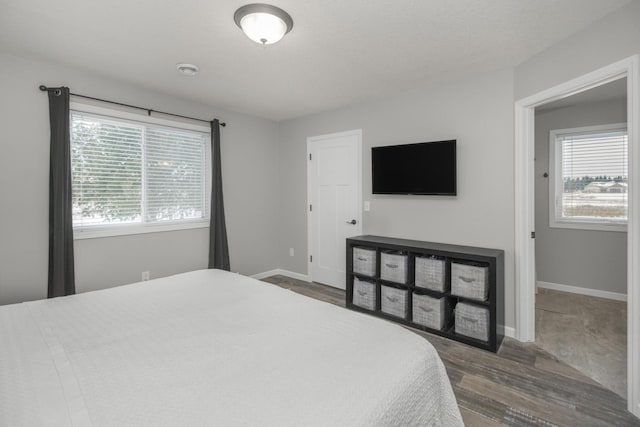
[
  {"left": 47, "top": 87, "right": 76, "bottom": 297},
  {"left": 208, "top": 119, "right": 230, "bottom": 270}
]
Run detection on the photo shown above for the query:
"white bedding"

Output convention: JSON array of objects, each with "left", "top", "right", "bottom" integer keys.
[{"left": 0, "top": 269, "right": 462, "bottom": 426}]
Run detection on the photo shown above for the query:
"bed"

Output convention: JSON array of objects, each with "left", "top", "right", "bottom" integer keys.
[{"left": 0, "top": 269, "right": 463, "bottom": 426}]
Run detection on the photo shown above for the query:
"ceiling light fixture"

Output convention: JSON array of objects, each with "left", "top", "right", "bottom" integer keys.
[
  {"left": 176, "top": 63, "right": 199, "bottom": 76},
  {"left": 234, "top": 3, "right": 293, "bottom": 45}
]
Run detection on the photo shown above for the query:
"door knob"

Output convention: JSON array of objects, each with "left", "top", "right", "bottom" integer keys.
[{"left": 346, "top": 219, "right": 357, "bottom": 225}]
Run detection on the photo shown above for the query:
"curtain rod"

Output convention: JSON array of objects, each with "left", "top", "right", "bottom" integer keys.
[{"left": 39, "top": 85, "right": 226, "bottom": 127}]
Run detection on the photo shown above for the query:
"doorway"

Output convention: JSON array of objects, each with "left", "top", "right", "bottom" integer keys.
[
  {"left": 307, "top": 130, "right": 362, "bottom": 289},
  {"left": 533, "top": 79, "right": 628, "bottom": 398},
  {"left": 514, "top": 56, "right": 640, "bottom": 416}
]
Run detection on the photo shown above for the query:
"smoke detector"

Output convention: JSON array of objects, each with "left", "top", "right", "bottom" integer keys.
[{"left": 176, "top": 63, "right": 199, "bottom": 76}]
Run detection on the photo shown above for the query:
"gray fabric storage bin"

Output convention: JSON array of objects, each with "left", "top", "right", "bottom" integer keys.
[
  {"left": 352, "top": 277, "right": 376, "bottom": 310},
  {"left": 380, "top": 252, "right": 408, "bottom": 284},
  {"left": 415, "top": 256, "right": 446, "bottom": 291},
  {"left": 381, "top": 285, "right": 408, "bottom": 319},
  {"left": 412, "top": 293, "right": 446, "bottom": 330},
  {"left": 353, "top": 247, "right": 376, "bottom": 277},
  {"left": 451, "top": 262, "right": 489, "bottom": 301},
  {"left": 455, "top": 302, "right": 489, "bottom": 342}
]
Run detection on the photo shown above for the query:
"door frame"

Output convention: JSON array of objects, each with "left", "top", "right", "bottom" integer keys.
[
  {"left": 514, "top": 55, "right": 640, "bottom": 416},
  {"left": 307, "top": 129, "right": 363, "bottom": 286}
]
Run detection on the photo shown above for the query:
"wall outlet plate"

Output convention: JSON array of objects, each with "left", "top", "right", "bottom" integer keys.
[
  {"left": 289, "top": 248, "right": 295, "bottom": 256},
  {"left": 142, "top": 271, "right": 150, "bottom": 281},
  {"left": 364, "top": 201, "right": 370, "bottom": 211}
]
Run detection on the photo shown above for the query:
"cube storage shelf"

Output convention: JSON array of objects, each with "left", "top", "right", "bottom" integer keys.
[{"left": 346, "top": 235, "right": 505, "bottom": 352}]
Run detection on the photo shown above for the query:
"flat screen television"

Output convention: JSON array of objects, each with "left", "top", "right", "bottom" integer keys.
[{"left": 372, "top": 140, "right": 456, "bottom": 195}]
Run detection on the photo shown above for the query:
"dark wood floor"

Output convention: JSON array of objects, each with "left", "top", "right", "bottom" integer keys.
[{"left": 260, "top": 275, "right": 640, "bottom": 427}]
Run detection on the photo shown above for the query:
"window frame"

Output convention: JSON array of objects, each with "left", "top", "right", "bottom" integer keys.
[
  {"left": 548, "top": 122, "right": 628, "bottom": 233},
  {"left": 70, "top": 102, "right": 212, "bottom": 240}
]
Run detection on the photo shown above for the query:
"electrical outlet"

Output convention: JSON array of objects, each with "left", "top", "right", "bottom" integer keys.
[
  {"left": 141, "top": 271, "right": 150, "bottom": 281},
  {"left": 364, "top": 201, "right": 370, "bottom": 211},
  {"left": 289, "top": 248, "right": 295, "bottom": 257}
]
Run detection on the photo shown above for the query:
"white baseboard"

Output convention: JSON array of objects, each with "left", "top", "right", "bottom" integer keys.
[
  {"left": 251, "top": 269, "right": 311, "bottom": 282},
  {"left": 503, "top": 326, "right": 516, "bottom": 339},
  {"left": 537, "top": 280, "right": 627, "bottom": 302},
  {"left": 250, "top": 269, "right": 281, "bottom": 280}
]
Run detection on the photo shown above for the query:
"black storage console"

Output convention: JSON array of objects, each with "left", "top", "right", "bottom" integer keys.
[{"left": 346, "top": 235, "right": 504, "bottom": 352}]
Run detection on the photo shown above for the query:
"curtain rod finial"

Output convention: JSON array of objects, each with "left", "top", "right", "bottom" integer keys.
[
  {"left": 221, "top": 122, "right": 226, "bottom": 127},
  {"left": 39, "top": 85, "right": 47, "bottom": 91}
]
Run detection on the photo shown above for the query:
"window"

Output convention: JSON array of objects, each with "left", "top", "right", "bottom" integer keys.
[
  {"left": 70, "top": 106, "right": 210, "bottom": 238},
  {"left": 549, "top": 123, "right": 628, "bottom": 232}
]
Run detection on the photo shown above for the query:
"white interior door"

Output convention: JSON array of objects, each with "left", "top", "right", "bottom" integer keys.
[{"left": 308, "top": 130, "right": 362, "bottom": 289}]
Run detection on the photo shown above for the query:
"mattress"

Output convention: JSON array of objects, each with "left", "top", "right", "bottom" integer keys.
[{"left": 0, "top": 269, "right": 462, "bottom": 426}]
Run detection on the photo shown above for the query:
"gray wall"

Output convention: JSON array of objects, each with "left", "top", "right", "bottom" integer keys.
[
  {"left": 278, "top": 69, "right": 516, "bottom": 328},
  {"left": 0, "top": 52, "right": 280, "bottom": 305},
  {"left": 535, "top": 99, "right": 627, "bottom": 294},
  {"left": 2, "top": 0, "right": 639, "bottom": 324}
]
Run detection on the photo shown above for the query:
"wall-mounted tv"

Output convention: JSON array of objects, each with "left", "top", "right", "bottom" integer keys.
[{"left": 372, "top": 140, "right": 456, "bottom": 195}]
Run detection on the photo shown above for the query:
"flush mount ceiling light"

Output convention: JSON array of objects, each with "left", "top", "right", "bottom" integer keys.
[
  {"left": 234, "top": 3, "right": 293, "bottom": 45},
  {"left": 176, "top": 63, "right": 199, "bottom": 76}
]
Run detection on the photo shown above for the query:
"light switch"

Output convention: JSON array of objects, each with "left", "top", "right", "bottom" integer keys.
[{"left": 364, "top": 201, "right": 370, "bottom": 211}]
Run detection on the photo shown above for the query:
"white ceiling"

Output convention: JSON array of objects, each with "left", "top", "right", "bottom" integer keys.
[{"left": 0, "top": 0, "right": 632, "bottom": 121}]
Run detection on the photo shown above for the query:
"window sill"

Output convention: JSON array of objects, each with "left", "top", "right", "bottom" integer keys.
[
  {"left": 73, "top": 221, "right": 209, "bottom": 240},
  {"left": 549, "top": 220, "right": 627, "bottom": 233}
]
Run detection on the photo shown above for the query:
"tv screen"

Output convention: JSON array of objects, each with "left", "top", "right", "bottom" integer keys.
[{"left": 372, "top": 140, "right": 456, "bottom": 195}]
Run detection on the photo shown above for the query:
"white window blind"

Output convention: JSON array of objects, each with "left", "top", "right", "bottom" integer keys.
[
  {"left": 551, "top": 125, "right": 628, "bottom": 230},
  {"left": 71, "top": 111, "right": 210, "bottom": 234},
  {"left": 144, "top": 127, "right": 208, "bottom": 223}
]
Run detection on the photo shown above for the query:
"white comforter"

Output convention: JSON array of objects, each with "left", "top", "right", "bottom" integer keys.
[{"left": 0, "top": 269, "right": 462, "bottom": 426}]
